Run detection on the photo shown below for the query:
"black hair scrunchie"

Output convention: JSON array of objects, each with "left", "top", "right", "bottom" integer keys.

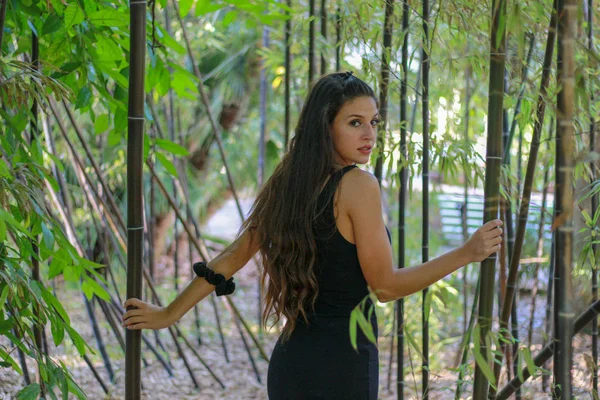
[{"left": 193, "top": 261, "right": 236, "bottom": 296}]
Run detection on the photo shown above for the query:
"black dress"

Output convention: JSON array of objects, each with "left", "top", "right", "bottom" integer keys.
[{"left": 267, "top": 164, "right": 391, "bottom": 400}]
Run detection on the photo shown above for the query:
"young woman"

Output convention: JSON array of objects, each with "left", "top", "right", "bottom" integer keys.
[{"left": 122, "top": 72, "right": 503, "bottom": 399}]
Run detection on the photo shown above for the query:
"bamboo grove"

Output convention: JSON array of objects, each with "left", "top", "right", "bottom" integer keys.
[{"left": 1, "top": 0, "right": 599, "bottom": 399}]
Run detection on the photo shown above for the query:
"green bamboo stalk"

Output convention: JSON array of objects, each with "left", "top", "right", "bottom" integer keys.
[
  {"left": 374, "top": 0, "right": 394, "bottom": 184},
  {"left": 421, "top": 0, "right": 430, "bottom": 397},
  {"left": 320, "top": 0, "right": 327, "bottom": 75},
  {"left": 587, "top": 0, "right": 598, "bottom": 394},
  {"left": 472, "top": 0, "right": 506, "bottom": 397},
  {"left": 396, "top": 2, "right": 409, "bottom": 397},
  {"left": 309, "top": 0, "right": 316, "bottom": 84},
  {"left": 284, "top": 0, "right": 291, "bottom": 149},
  {"left": 490, "top": 0, "right": 558, "bottom": 393},
  {"left": 497, "top": 298, "right": 600, "bottom": 400},
  {"left": 553, "top": 0, "right": 576, "bottom": 396}
]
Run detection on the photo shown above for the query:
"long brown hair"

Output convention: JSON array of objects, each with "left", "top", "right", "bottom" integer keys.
[{"left": 239, "top": 72, "right": 376, "bottom": 340}]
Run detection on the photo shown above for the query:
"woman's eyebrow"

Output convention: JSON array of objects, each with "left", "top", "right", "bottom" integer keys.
[{"left": 346, "top": 113, "right": 380, "bottom": 119}]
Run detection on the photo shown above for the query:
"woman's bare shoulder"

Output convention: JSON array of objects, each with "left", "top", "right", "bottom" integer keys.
[{"left": 339, "top": 167, "right": 382, "bottom": 211}]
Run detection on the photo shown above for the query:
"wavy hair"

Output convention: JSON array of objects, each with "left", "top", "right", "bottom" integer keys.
[{"left": 239, "top": 72, "right": 376, "bottom": 341}]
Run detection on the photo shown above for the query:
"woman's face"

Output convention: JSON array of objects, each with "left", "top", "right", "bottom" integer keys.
[{"left": 330, "top": 96, "right": 379, "bottom": 167}]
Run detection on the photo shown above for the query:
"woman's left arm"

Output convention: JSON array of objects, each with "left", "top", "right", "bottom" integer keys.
[{"left": 122, "top": 228, "right": 260, "bottom": 330}]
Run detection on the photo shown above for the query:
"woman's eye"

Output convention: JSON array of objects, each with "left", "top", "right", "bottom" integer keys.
[
  {"left": 350, "top": 120, "right": 361, "bottom": 127},
  {"left": 371, "top": 119, "right": 380, "bottom": 126}
]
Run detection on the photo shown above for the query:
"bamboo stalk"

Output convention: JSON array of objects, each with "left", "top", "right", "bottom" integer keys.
[
  {"left": 0, "top": 0, "right": 7, "bottom": 51},
  {"left": 83, "top": 293, "right": 115, "bottom": 382},
  {"left": 542, "top": 215, "right": 556, "bottom": 392},
  {"left": 527, "top": 137, "right": 551, "bottom": 348},
  {"left": 396, "top": 2, "right": 409, "bottom": 397},
  {"left": 29, "top": 28, "right": 46, "bottom": 398},
  {"left": 374, "top": 0, "right": 394, "bottom": 184},
  {"left": 587, "top": 0, "right": 598, "bottom": 394},
  {"left": 503, "top": 33, "right": 536, "bottom": 161},
  {"left": 553, "top": 0, "right": 576, "bottom": 395},
  {"left": 82, "top": 353, "right": 109, "bottom": 394},
  {"left": 502, "top": 70, "right": 521, "bottom": 400},
  {"left": 125, "top": 1, "right": 147, "bottom": 396},
  {"left": 258, "top": 23, "right": 269, "bottom": 336},
  {"left": 309, "top": 0, "right": 316, "bottom": 84},
  {"left": 490, "top": 0, "right": 558, "bottom": 393},
  {"left": 454, "top": 276, "right": 481, "bottom": 400},
  {"left": 284, "top": 0, "right": 291, "bottom": 149},
  {"left": 320, "top": 0, "right": 327, "bottom": 75},
  {"left": 335, "top": 4, "right": 341, "bottom": 71},
  {"left": 421, "top": 0, "right": 430, "bottom": 397},
  {"left": 497, "top": 298, "right": 600, "bottom": 400},
  {"left": 472, "top": 0, "right": 506, "bottom": 397}
]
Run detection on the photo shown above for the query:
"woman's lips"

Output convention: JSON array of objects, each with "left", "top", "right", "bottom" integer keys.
[{"left": 358, "top": 147, "right": 372, "bottom": 154}]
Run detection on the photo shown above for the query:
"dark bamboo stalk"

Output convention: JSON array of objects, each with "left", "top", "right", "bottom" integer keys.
[
  {"left": 29, "top": 28, "right": 46, "bottom": 398},
  {"left": 0, "top": 0, "right": 7, "bottom": 52},
  {"left": 455, "top": 276, "right": 481, "bottom": 400},
  {"left": 462, "top": 58, "right": 472, "bottom": 336},
  {"left": 83, "top": 294, "right": 115, "bottom": 382},
  {"left": 386, "top": 302, "right": 396, "bottom": 390},
  {"left": 320, "top": 0, "right": 327, "bottom": 75},
  {"left": 421, "top": 0, "right": 430, "bottom": 397},
  {"left": 490, "top": 0, "right": 557, "bottom": 392},
  {"left": 503, "top": 33, "right": 536, "bottom": 161},
  {"left": 309, "top": 0, "right": 316, "bottom": 84},
  {"left": 258, "top": 23, "right": 269, "bottom": 335},
  {"left": 15, "top": 336, "right": 31, "bottom": 386},
  {"left": 284, "top": 0, "right": 291, "bottom": 149},
  {"left": 527, "top": 137, "right": 551, "bottom": 348},
  {"left": 82, "top": 353, "right": 109, "bottom": 394},
  {"left": 542, "top": 208, "right": 556, "bottom": 392},
  {"left": 126, "top": 0, "right": 146, "bottom": 397},
  {"left": 227, "top": 300, "right": 262, "bottom": 383},
  {"left": 588, "top": 0, "right": 598, "bottom": 394},
  {"left": 472, "top": 0, "right": 506, "bottom": 397},
  {"left": 335, "top": 5, "right": 341, "bottom": 71},
  {"left": 553, "top": 0, "right": 576, "bottom": 395},
  {"left": 502, "top": 69, "right": 522, "bottom": 400},
  {"left": 497, "top": 298, "right": 600, "bottom": 400},
  {"left": 374, "top": 0, "right": 394, "bottom": 184},
  {"left": 396, "top": 2, "right": 409, "bottom": 397}
]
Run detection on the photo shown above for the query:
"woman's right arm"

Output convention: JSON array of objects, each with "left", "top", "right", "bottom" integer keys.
[{"left": 345, "top": 169, "right": 503, "bottom": 303}]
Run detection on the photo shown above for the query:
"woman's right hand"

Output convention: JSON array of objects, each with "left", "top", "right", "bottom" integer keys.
[{"left": 462, "top": 219, "right": 503, "bottom": 263}]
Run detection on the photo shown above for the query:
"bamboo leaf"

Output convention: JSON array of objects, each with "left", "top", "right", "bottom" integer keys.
[
  {"left": 156, "top": 152, "right": 178, "bottom": 177},
  {"left": 179, "top": 0, "right": 195, "bottom": 18},
  {"left": 356, "top": 310, "right": 376, "bottom": 345},
  {"left": 349, "top": 308, "right": 358, "bottom": 351},
  {"left": 472, "top": 325, "right": 496, "bottom": 386},
  {"left": 0, "top": 346, "right": 22, "bottom": 374},
  {"left": 88, "top": 9, "right": 129, "bottom": 27},
  {"left": 16, "top": 384, "right": 41, "bottom": 400},
  {"left": 155, "top": 138, "right": 190, "bottom": 156}
]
